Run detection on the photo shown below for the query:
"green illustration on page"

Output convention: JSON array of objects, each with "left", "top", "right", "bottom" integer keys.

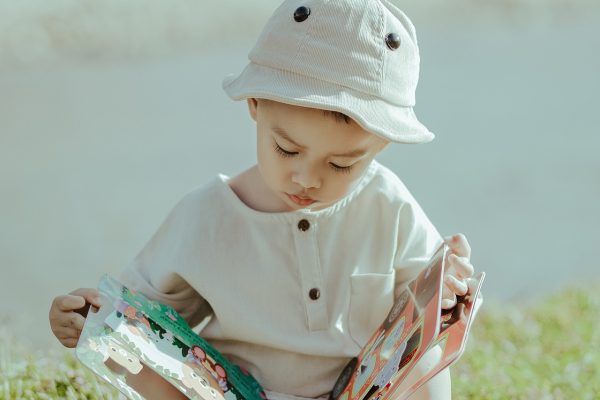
[{"left": 76, "top": 274, "right": 267, "bottom": 400}]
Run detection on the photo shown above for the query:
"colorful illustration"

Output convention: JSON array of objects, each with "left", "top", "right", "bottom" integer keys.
[
  {"left": 330, "top": 244, "right": 485, "bottom": 400},
  {"left": 76, "top": 275, "right": 266, "bottom": 400}
]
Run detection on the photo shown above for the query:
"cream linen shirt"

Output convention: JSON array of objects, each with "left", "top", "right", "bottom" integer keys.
[{"left": 118, "top": 160, "right": 443, "bottom": 400}]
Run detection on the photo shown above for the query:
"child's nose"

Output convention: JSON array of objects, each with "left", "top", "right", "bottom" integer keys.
[{"left": 292, "top": 164, "right": 321, "bottom": 189}]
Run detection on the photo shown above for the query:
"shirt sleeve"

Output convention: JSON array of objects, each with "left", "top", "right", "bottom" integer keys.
[
  {"left": 393, "top": 198, "right": 444, "bottom": 300},
  {"left": 117, "top": 194, "right": 214, "bottom": 328}
]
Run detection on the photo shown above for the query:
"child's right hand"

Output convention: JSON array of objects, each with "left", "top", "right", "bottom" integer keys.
[{"left": 49, "top": 288, "right": 102, "bottom": 348}]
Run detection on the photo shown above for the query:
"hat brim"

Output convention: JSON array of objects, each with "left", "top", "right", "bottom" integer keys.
[{"left": 222, "top": 62, "right": 434, "bottom": 144}]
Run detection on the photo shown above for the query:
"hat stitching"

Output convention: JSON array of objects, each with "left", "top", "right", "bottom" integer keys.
[
  {"left": 249, "top": 59, "right": 363, "bottom": 97},
  {"left": 290, "top": 1, "right": 385, "bottom": 100},
  {"left": 291, "top": 2, "right": 317, "bottom": 74},
  {"left": 374, "top": 0, "right": 386, "bottom": 98}
]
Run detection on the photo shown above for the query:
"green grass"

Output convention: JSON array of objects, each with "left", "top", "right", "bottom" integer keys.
[
  {"left": 2, "top": 284, "right": 599, "bottom": 399},
  {"left": 452, "top": 284, "right": 600, "bottom": 399}
]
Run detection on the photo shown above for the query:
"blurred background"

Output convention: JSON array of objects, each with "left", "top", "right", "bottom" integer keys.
[{"left": 1, "top": 0, "right": 599, "bottom": 348}]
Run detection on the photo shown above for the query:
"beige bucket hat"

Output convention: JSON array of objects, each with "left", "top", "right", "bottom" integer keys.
[{"left": 222, "top": 0, "right": 434, "bottom": 144}]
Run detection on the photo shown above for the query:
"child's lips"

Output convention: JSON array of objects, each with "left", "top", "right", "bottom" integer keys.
[{"left": 287, "top": 193, "right": 316, "bottom": 206}]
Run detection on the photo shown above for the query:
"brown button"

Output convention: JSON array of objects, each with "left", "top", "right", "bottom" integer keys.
[
  {"left": 309, "top": 288, "right": 320, "bottom": 300},
  {"left": 297, "top": 219, "right": 310, "bottom": 231}
]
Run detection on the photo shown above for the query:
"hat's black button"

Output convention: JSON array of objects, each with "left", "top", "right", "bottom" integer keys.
[
  {"left": 297, "top": 219, "right": 310, "bottom": 231},
  {"left": 309, "top": 288, "right": 320, "bottom": 300},
  {"left": 294, "top": 6, "right": 311, "bottom": 22},
  {"left": 385, "top": 33, "right": 401, "bottom": 50}
]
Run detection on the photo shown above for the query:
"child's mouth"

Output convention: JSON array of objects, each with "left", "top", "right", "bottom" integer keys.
[{"left": 287, "top": 193, "right": 316, "bottom": 207}]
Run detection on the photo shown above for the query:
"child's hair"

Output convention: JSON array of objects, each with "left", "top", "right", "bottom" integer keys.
[
  {"left": 323, "top": 110, "right": 351, "bottom": 124},
  {"left": 259, "top": 97, "right": 351, "bottom": 125}
]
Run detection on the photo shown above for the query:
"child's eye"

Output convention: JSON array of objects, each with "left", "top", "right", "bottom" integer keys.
[
  {"left": 329, "top": 162, "right": 353, "bottom": 173},
  {"left": 273, "top": 139, "right": 354, "bottom": 173},
  {"left": 274, "top": 142, "right": 298, "bottom": 158}
]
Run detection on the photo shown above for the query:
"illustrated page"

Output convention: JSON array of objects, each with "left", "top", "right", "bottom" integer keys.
[{"left": 330, "top": 244, "right": 448, "bottom": 400}]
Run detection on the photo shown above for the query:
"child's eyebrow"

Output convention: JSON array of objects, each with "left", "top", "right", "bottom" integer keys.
[{"left": 272, "top": 126, "right": 368, "bottom": 158}]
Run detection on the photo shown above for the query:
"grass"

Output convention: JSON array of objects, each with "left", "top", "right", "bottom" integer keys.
[
  {"left": 2, "top": 284, "right": 599, "bottom": 399},
  {"left": 452, "top": 284, "right": 600, "bottom": 399}
]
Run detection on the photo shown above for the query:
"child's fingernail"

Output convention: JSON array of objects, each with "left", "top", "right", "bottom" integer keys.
[{"left": 441, "top": 299, "right": 454, "bottom": 309}]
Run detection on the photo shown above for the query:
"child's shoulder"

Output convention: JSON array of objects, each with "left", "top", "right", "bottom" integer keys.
[
  {"left": 170, "top": 175, "right": 231, "bottom": 215},
  {"left": 367, "top": 160, "right": 419, "bottom": 206}
]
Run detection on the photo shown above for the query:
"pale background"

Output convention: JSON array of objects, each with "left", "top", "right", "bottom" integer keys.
[{"left": 1, "top": 0, "right": 599, "bottom": 347}]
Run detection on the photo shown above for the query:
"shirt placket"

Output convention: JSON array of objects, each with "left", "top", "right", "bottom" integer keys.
[{"left": 292, "top": 216, "right": 329, "bottom": 331}]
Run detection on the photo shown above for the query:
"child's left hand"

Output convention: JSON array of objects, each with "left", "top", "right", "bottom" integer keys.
[{"left": 441, "top": 234, "right": 475, "bottom": 310}]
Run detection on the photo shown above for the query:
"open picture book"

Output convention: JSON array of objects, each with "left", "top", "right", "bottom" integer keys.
[
  {"left": 329, "top": 244, "right": 485, "bottom": 400},
  {"left": 76, "top": 244, "right": 484, "bottom": 400}
]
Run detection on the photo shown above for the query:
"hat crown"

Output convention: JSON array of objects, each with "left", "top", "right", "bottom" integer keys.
[{"left": 248, "top": 0, "right": 420, "bottom": 107}]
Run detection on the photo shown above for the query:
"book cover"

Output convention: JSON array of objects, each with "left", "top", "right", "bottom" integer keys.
[{"left": 76, "top": 274, "right": 267, "bottom": 400}]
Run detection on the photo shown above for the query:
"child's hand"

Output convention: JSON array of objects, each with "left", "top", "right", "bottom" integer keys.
[
  {"left": 441, "top": 234, "right": 475, "bottom": 310},
  {"left": 49, "top": 288, "right": 102, "bottom": 348}
]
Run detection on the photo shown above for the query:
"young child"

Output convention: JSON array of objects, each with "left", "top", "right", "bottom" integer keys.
[{"left": 49, "top": 1, "right": 477, "bottom": 399}]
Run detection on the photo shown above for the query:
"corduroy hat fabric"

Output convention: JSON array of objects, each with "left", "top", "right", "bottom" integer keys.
[{"left": 222, "top": 0, "right": 434, "bottom": 144}]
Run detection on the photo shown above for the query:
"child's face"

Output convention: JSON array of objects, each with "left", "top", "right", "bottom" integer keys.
[{"left": 248, "top": 98, "right": 388, "bottom": 211}]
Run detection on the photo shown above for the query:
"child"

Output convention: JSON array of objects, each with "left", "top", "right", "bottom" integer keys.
[{"left": 49, "top": 1, "right": 477, "bottom": 399}]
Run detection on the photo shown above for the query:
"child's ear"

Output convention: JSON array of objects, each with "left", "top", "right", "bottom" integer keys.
[{"left": 247, "top": 98, "right": 258, "bottom": 122}]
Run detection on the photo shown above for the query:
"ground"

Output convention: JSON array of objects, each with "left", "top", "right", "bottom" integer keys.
[{"left": 1, "top": 283, "right": 598, "bottom": 399}]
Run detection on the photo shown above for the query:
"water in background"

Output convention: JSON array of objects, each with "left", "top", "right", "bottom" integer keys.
[{"left": 1, "top": 1, "right": 599, "bottom": 346}]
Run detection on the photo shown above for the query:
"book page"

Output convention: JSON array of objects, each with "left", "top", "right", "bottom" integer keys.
[
  {"left": 391, "top": 272, "right": 486, "bottom": 400},
  {"left": 330, "top": 244, "right": 448, "bottom": 400}
]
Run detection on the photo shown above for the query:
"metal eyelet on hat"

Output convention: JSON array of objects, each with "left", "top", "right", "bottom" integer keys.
[
  {"left": 385, "top": 33, "right": 401, "bottom": 50},
  {"left": 294, "top": 6, "right": 311, "bottom": 22}
]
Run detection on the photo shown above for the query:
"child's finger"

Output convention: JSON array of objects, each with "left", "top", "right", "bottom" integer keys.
[
  {"left": 448, "top": 254, "right": 474, "bottom": 279},
  {"left": 444, "top": 274, "right": 468, "bottom": 296},
  {"left": 441, "top": 298, "right": 455, "bottom": 310},
  {"left": 55, "top": 294, "right": 86, "bottom": 312},
  {"left": 69, "top": 288, "right": 102, "bottom": 308},
  {"left": 441, "top": 286, "right": 456, "bottom": 309},
  {"left": 60, "top": 312, "right": 86, "bottom": 331},
  {"left": 444, "top": 234, "right": 471, "bottom": 259},
  {"left": 57, "top": 327, "right": 82, "bottom": 342},
  {"left": 60, "top": 337, "right": 80, "bottom": 349}
]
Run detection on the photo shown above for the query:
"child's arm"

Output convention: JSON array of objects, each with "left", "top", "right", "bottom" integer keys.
[
  {"left": 118, "top": 265, "right": 213, "bottom": 328},
  {"left": 116, "top": 193, "right": 214, "bottom": 329}
]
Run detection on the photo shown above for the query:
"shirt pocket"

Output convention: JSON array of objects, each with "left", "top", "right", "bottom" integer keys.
[{"left": 348, "top": 273, "right": 395, "bottom": 347}]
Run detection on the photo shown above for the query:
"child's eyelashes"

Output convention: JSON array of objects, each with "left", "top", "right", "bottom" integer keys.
[
  {"left": 274, "top": 143, "right": 298, "bottom": 158},
  {"left": 273, "top": 141, "right": 354, "bottom": 173},
  {"left": 329, "top": 163, "right": 353, "bottom": 174}
]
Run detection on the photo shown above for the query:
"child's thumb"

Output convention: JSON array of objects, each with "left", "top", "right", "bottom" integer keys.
[{"left": 69, "top": 288, "right": 102, "bottom": 308}]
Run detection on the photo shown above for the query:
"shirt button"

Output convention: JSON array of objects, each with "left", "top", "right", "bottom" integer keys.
[
  {"left": 297, "top": 219, "right": 310, "bottom": 231},
  {"left": 309, "top": 288, "right": 320, "bottom": 300}
]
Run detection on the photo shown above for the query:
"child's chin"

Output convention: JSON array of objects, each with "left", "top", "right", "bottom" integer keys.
[{"left": 305, "top": 200, "right": 334, "bottom": 211}]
